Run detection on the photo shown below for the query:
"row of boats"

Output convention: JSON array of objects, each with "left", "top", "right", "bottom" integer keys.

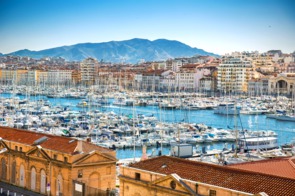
[
  {"left": 0, "top": 92, "right": 292, "bottom": 154},
  {"left": 74, "top": 95, "right": 295, "bottom": 121}
]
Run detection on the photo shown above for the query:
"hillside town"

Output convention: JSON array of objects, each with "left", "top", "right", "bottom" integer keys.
[{"left": 0, "top": 50, "right": 294, "bottom": 96}]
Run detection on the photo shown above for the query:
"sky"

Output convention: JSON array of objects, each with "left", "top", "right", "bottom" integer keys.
[{"left": 0, "top": 0, "right": 294, "bottom": 55}]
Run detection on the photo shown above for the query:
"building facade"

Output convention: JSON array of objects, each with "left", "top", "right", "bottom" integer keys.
[
  {"left": 0, "top": 127, "right": 117, "bottom": 196},
  {"left": 47, "top": 70, "right": 72, "bottom": 85},
  {"left": 119, "top": 156, "right": 295, "bottom": 196},
  {"left": 247, "top": 78, "right": 269, "bottom": 96},
  {"left": 0, "top": 69, "right": 28, "bottom": 85},
  {"left": 80, "top": 58, "right": 99, "bottom": 85},
  {"left": 268, "top": 73, "right": 295, "bottom": 95},
  {"left": 217, "top": 57, "right": 253, "bottom": 93}
]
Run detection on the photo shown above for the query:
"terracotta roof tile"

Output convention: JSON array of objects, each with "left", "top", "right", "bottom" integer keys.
[
  {"left": 0, "top": 126, "right": 113, "bottom": 155},
  {"left": 129, "top": 156, "right": 295, "bottom": 196},
  {"left": 228, "top": 157, "right": 295, "bottom": 179}
]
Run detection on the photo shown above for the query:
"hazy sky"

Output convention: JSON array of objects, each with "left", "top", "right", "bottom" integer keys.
[{"left": 0, "top": 0, "right": 294, "bottom": 55}]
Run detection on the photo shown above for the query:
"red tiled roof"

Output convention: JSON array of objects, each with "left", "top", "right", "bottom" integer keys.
[
  {"left": 0, "top": 126, "right": 112, "bottom": 154},
  {"left": 227, "top": 157, "right": 295, "bottom": 179},
  {"left": 181, "top": 64, "right": 199, "bottom": 68},
  {"left": 129, "top": 156, "right": 295, "bottom": 196}
]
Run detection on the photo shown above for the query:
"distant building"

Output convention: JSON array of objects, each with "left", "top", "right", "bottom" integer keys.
[
  {"left": 0, "top": 127, "right": 117, "bottom": 196},
  {"left": 287, "top": 63, "right": 295, "bottom": 73},
  {"left": 72, "top": 70, "right": 81, "bottom": 85},
  {"left": 166, "top": 59, "right": 173, "bottom": 71},
  {"left": 160, "top": 70, "right": 176, "bottom": 92},
  {"left": 199, "top": 76, "right": 216, "bottom": 93},
  {"left": 80, "top": 58, "right": 99, "bottom": 85},
  {"left": 141, "top": 70, "right": 164, "bottom": 91},
  {"left": 176, "top": 64, "right": 199, "bottom": 91},
  {"left": 196, "top": 64, "right": 218, "bottom": 91},
  {"left": 0, "top": 69, "right": 28, "bottom": 85},
  {"left": 217, "top": 56, "right": 253, "bottom": 93},
  {"left": 268, "top": 73, "right": 295, "bottom": 95},
  {"left": 247, "top": 77, "right": 269, "bottom": 96},
  {"left": 47, "top": 70, "right": 72, "bottom": 85}
]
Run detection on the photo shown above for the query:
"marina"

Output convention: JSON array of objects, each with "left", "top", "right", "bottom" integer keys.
[{"left": 0, "top": 87, "right": 294, "bottom": 160}]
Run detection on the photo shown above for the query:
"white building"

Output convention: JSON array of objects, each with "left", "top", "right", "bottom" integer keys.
[
  {"left": 172, "top": 59, "right": 187, "bottom": 72},
  {"left": 26, "top": 70, "right": 39, "bottom": 85},
  {"left": 47, "top": 70, "right": 72, "bottom": 85},
  {"left": 160, "top": 70, "right": 176, "bottom": 91},
  {"left": 176, "top": 71, "right": 196, "bottom": 91},
  {"left": 247, "top": 78, "right": 269, "bottom": 96}
]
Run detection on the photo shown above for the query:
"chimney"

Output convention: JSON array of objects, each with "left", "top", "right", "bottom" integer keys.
[
  {"left": 74, "top": 139, "right": 83, "bottom": 153},
  {"left": 141, "top": 145, "right": 148, "bottom": 161}
]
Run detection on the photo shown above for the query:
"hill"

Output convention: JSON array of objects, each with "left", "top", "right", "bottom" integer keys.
[{"left": 7, "top": 38, "right": 218, "bottom": 63}]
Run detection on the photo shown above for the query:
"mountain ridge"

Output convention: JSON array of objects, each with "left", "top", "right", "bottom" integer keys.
[{"left": 6, "top": 38, "right": 218, "bottom": 63}]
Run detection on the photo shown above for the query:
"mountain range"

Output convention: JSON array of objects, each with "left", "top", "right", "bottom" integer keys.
[{"left": 5, "top": 38, "right": 218, "bottom": 63}]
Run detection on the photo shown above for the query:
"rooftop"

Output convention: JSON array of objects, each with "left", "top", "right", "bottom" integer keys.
[
  {"left": 228, "top": 156, "right": 295, "bottom": 180},
  {"left": 0, "top": 126, "right": 112, "bottom": 155},
  {"left": 129, "top": 156, "right": 295, "bottom": 196}
]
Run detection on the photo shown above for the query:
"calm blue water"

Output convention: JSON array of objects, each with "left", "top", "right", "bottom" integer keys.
[{"left": 1, "top": 93, "right": 294, "bottom": 159}]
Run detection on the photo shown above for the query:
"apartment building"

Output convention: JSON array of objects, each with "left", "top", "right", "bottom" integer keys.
[
  {"left": 160, "top": 70, "right": 176, "bottom": 92},
  {"left": 217, "top": 57, "right": 253, "bottom": 93},
  {"left": 176, "top": 64, "right": 199, "bottom": 92},
  {"left": 141, "top": 70, "right": 164, "bottom": 91},
  {"left": 80, "top": 57, "right": 99, "bottom": 85},
  {"left": 47, "top": 70, "right": 72, "bottom": 85},
  {"left": 176, "top": 71, "right": 196, "bottom": 91},
  {"left": 0, "top": 69, "right": 28, "bottom": 85},
  {"left": 247, "top": 77, "right": 269, "bottom": 96}
]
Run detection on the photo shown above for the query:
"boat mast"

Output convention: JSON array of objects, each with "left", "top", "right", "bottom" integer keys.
[{"left": 133, "top": 94, "right": 136, "bottom": 162}]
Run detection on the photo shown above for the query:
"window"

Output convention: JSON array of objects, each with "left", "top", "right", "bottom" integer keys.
[
  {"left": 64, "top": 157, "right": 68, "bottom": 163},
  {"left": 170, "top": 180, "right": 176, "bottom": 190},
  {"left": 209, "top": 190, "right": 217, "bottom": 196},
  {"left": 135, "top": 173, "right": 141, "bottom": 180},
  {"left": 20, "top": 147, "right": 22, "bottom": 152},
  {"left": 54, "top": 154, "right": 57, "bottom": 160},
  {"left": 78, "top": 170, "right": 83, "bottom": 178},
  {"left": 15, "top": 146, "right": 18, "bottom": 151}
]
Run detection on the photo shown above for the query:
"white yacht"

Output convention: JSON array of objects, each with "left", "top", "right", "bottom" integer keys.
[
  {"left": 274, "top": 114, "right": 295, "bottom": 122},
  {"left": 214, "top": 103, "right": 240, "bottom": 115},
  {"left": 238, "top": 137, "right": 278, "bottom": 152}
]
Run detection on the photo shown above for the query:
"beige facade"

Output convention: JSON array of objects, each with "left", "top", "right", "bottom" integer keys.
[
  {"left": 0, "top": 127, "right": 117, "bottom": 196},
  {"left": 119, "top": 166, "right": 252, "bottom": 196},
  {"left": 217, "top": 57, "right": 253, "bottom": 93},
  {"left": 0, "top": 69, "right": 28, "bottom": 84},
  {"left": 80, "top": 58, "right": 99, "bottom": 85},
  {"left": 268, "top": 73, "right": 295, "bottom": 95},
  {"left": 176, "top": 71, "right": 196, "bottom": 91},
  {"left": 38, "top": 71, "right": 48, "bottom": 85},
  {"left": 119, "top": 155, "right": 295, "bottom": 196}
]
